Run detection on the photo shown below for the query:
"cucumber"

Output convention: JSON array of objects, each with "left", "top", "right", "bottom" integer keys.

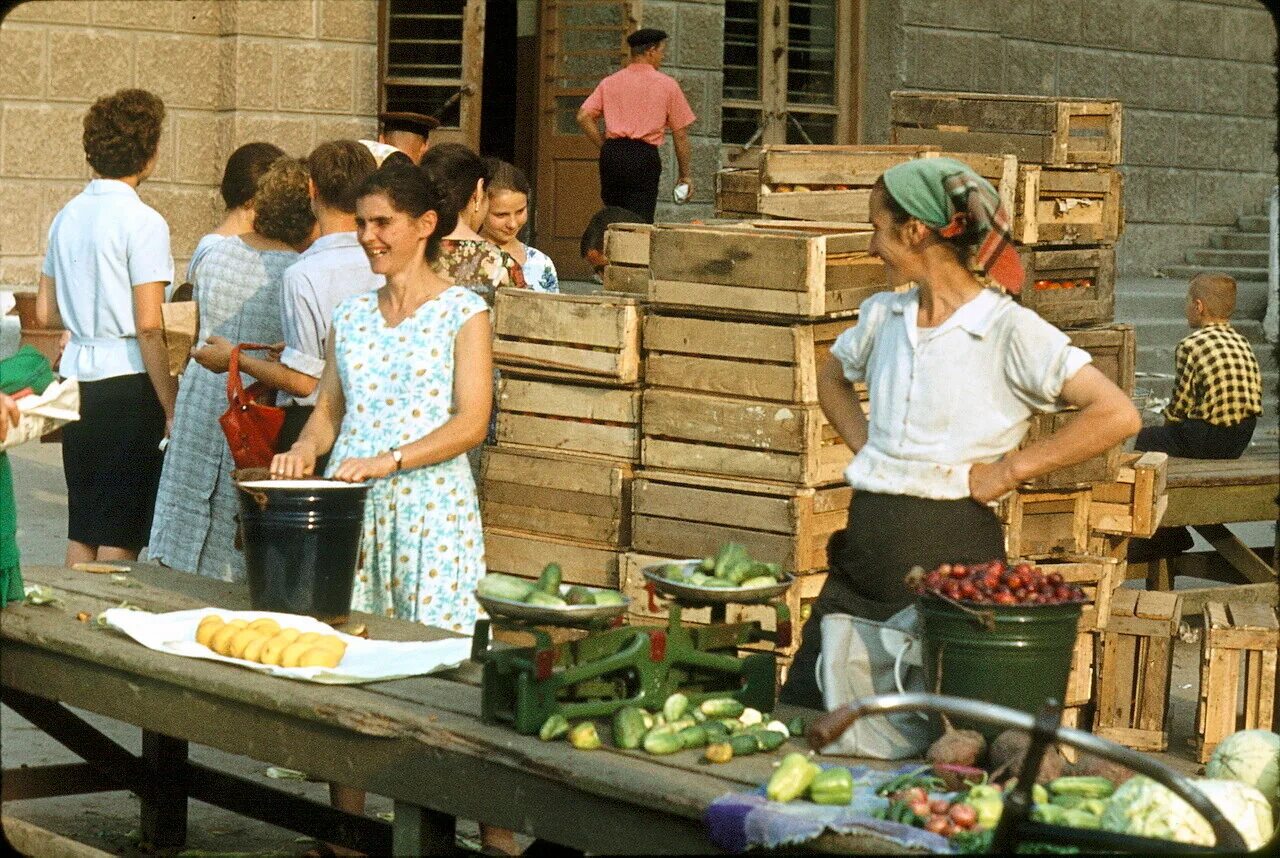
[
  {"left": 536, "top": 562, "right": 562, "bottom": 595},
  {"left": 538, "top": 713, "right": 569, "bottom": 741},
  {"left": 662, "top": 692, "right": 689, "bottom": 722},
  {"left": 592, "top": 589, "right": 625, "bottom": 606},
  {"left": 677, "top": 725, "right": 709, "bottom": 749},
  {"left": 643, "top": 729, "right": 683, "bottom": 755},
  {"left": 740, "top": 576, "right": 778, "bottom": 589},
  {"left": 699, "top": 698, "right": 746, "bottom": 718},
  {"left": 753, "top": 729, "right": 787, "bottom": 752},
  {"left": 477, "top": 573, "right": 535, "bottom": 602},
  {"left": 727, "top": 733, "right": 759, "bottom": 757},
  {"left": 564, "top": 585, "right": 594, "bottom": 605},
  {"left": 526, "top": 591, "right": 567, "bottom": 607},
  {"left": 699, "top": 556, "right": 716, "bottom": 572},
  {"left": 612, "top": 706, "right": 648, "bottom": 750},
  {"left": 702, "top": 720, "right": 730, "bottom": 739},
  {"left": 661, "top": 562, "right": 688, "bottom": 581}
]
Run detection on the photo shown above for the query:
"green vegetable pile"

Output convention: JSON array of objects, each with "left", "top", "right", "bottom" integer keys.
[
  {"left": 659, "top": 542, "right": 784, "bottom": 589},
  {"left": 477, "top": 566, "right": 624, "bottom": 608},
  {"left": 765, "top": 753, "right": 855, "bottom": 806},
  {"left": 537, "top": 693, "right": 806, "bottom": 762}
]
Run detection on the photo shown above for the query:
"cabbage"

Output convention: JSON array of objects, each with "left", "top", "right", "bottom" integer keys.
[
  {"left": 1205, "top": 729, "right": 1279, "bottom": 810},
  {"left": 1100, "top": 775, "right": 1273, "bottom": 850}
]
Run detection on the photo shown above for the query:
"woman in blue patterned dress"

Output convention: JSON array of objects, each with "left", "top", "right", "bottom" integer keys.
[
  {"left": 149, "top": 158, "right": 315, "bottom": 581},
  {"left": 270, "top": 161, "right": 491, "bottom": 632}
]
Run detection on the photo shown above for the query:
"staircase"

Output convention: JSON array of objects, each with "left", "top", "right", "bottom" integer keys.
[{"left": 1161, "top": 213, "right": 1270, "bottom": 282}]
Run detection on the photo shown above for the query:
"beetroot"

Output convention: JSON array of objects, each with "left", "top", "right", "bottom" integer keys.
[{"left": 933, "top": 762, "right": 987, "bottom": 792}]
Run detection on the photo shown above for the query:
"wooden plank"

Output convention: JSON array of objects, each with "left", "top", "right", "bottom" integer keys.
[
  {"left": 603, "top": 223, "right": 652, "bottom": 266},
  {"left": 643, "top": 389, "right": 824, "bottom": 455},
  {"left": 482, "top": 446, "right": 629, "bottom": 497},
  {"left": 482, "top": 528, "right": 620, "bottom": 587},
  {"left": 1067, "top": 325, "right": 1135, "bottom": 395},
  {"left": 493, "top": 289, "right": 639, "bottom": 350},
  {"left": 1021, "top": 409, "right": 1121, "bottom": 489},
  {"left": 1177, "top": 583, "right": 1278, "bottom": 617},
  {"left": 602, "top": 264, "right": 649, "bottom": 297},
  {"left": 496, "top": 413, "right": 639, "bottom": 460},
  {"left": 1255, "top": 649, "right": 1277, "bottom": 730},
  {"left": 1092, "top": 726, "right": 1167, "bottom": 752},
  {"left": 498, "top": 377, "right": 640, "bottom": 423},
  {"left": 1192, "top": 524, "right": 1277, "bottom": 583},
  {"left": 640, "top": 438, "right": 849, "bottom": 487},
  {"left": 650, "top": 227, "right": 824, "bottom": 291}
]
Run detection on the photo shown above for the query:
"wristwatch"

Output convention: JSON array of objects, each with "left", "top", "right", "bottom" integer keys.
[{"left": 390, "top": 448, "right": 404, "bottom": 472}]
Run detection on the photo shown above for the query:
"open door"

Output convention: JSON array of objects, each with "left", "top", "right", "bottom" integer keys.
[{"left": 534, "top": 0, "right": 639, "bottom": 279}]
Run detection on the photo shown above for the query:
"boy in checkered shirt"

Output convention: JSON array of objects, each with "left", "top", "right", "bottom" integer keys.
[{"left": 1137, "top": 273, "right": 1263, "bottom": 458}]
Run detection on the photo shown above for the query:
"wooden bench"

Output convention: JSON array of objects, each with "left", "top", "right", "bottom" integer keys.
[{"left": 1141, "top": 455, "right": 1278, "bottom": 615}]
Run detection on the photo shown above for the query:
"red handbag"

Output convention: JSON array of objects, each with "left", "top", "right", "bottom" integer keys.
[{"left": 218, "top": 343, "right": 285, "bottom": 470}]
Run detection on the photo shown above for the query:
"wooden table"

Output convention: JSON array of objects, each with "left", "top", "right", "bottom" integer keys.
[
  {"left": 1146, "top": 455, "right": 1279, "bottom": 614},
  {"left": 1, "top": 564, "right": 884, "bottom": 855}
]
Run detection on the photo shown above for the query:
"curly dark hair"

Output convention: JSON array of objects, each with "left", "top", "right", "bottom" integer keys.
[
  {"left": 82, "top": 89, "right": 166, "bottom": 179},
  {"left": 357, "top": 160, "right": 456, "bottom": 263},
  {"left": 220, "top": 142, "right": 286, "bottom": 209},
  {"left": 419, "top": 142, "right": 490, "bottom": 218},
  {"left": 253, "top": 158, "right": 316, "bottom": 247}
]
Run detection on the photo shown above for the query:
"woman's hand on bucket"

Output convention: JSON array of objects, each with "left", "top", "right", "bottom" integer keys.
[
  {"left": 330, "top": 454, "right": 395, "bottom": 483},
  {"left": 271, "top": 444, "right": 317, "bottom": 480}
]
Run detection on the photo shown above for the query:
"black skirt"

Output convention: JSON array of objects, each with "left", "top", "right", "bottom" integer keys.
[
  {"left": 61, "top": 373, "right": 166, "bottom": 552},
  {"left": 780, "top": 491, "right": 1006, "bottom": 709}
]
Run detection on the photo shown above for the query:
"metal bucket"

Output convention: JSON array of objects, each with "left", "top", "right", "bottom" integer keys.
[{"left": 235, "top": 478, "right": 369, "bottom": 624}]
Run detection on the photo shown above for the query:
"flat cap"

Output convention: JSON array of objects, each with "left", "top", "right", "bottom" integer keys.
[
  {"left": 626, "top": 28, "right": 668, "bottom": 49},
  {"left": 378, "top": 111, "right": 440, "bottom": 137}
]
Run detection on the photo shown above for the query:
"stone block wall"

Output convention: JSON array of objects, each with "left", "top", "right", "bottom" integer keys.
[
  {"left": 643, "top": 0, "right": 724, "bottom": 223},
  {"left": 861, "top": 0, "right": 1278, "bottom": 276},
  {"left": 0, "top": 0, "right": 379, "bottom": 290}
]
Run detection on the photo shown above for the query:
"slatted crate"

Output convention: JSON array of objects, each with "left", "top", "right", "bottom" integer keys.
[
  {"left": 1024, "top": 553, "right": 1125, "bottom": 632},
  {"left": 647, "top": 224, "right": 887, "bottom": 320},
  {"left": 1000, "top": 487, "right": 1092, "bottom": 559},
  {"left": 602, "top": 222, "right": 652, "bottom": 296},
  {"left": 1019, "top": 409, "right": 1123, "bottom": 490},
  {"left": 620, "top": 551, "right": 825, "bottom": 657},
  {"left": 1014, "top": 165, "right": 1123, "bottom": 245},
  {"left": 480, "top": 446, "right": 633, "bottom": 548},
  {"left": 1088, "top": 452, "right": 1169, "bottom": 539},
  {"left": 891, "top": 91, "right": 1122, "bottom": 167},
  {"left": 631, "top": 470, "right": 851, "bottom": 575},
  {"left": 1067, "top": 324, "right": 1136, "bottom": 396},
  {"left": 644, "top": 314, "right": 859, "bottom": 405},
  {"left": 483, "top": 527, "right": 620, "bottom": 589},
  {"left": 1014, "top": 245, "right": 1116, "bottom": 329},
  {"left": 1064, "top": 630, "right": 1096, "bottom": 707},
  {"left": 1195, "top": 603, "right": 1278, "bottom": 762},
  {"left": 495, "top": 376, "right": 641, "bottom": 462},
  {"left": 642, "top": 388, "right": 852, "bottom": 486},
  {"left": 492, "top": 289, "right": 642, "bottom": 385},
  {"left": 602, "top": 265, "right": 649, "bottom": 296},
  {"left": 1093, "top": 589, "right": 1181, "bottom": 752}
]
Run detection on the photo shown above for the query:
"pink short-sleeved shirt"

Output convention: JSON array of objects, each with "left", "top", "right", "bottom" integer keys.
[{"left": 580, "top": 63, "right": 696, "bottom": 147}]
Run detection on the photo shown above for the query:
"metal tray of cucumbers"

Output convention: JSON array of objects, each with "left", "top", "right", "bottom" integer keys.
[
  {"left": 641, "top": 555, "right": 794, "bottom": 605},
  {"left": 475, "top": 571, "right": 629, "bottom": 626}
]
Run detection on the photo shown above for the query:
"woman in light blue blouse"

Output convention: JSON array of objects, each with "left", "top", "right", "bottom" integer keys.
[{"left": 481, "top": 159, "right": 559, "bottom": 293}]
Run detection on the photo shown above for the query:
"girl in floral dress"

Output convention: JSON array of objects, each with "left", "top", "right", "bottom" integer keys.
[
  {"left": 482, "top": 159, "right": 560, "bottom": 293},
  {"left": 270, "top": 161, "right": 491, "bottom": 632}
]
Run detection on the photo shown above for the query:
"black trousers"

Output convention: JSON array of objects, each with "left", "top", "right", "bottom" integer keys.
[
  {"left": 780, "top": 492, "right": 1005, "bottom": 710},
  {"left": 599, "top": 138, "right": 662, "bottom": 223}
]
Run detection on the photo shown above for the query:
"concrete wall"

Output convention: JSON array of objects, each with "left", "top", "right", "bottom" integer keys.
[
  {"left": 0, "top": 0, "right": 379, "bottom": 291},
  {"left": 860, "top": 0, "right": 1278, "bottom": 276},
  {"left": 641, "top": 0, "right": 724, "bottom": 223}
]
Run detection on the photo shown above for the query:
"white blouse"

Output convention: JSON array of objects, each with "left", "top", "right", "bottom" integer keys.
[
  {"left": 830, "top": 286, "right": 1092, "bottom": 500},
  {"left": 42, "top": 179, "right": 173, "bottom": 381}
]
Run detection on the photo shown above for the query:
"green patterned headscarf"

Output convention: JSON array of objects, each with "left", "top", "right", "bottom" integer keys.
[{"left": 881, "top": 157, "right": 1025, "bottom": 294}]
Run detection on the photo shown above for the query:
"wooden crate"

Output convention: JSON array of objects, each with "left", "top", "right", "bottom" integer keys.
[
  {"left": 891, "top": 91, "right": 1122, "bottom": 167},
  {"left": 496, "top": 377, "right": 641, "bottom": 461},
  {"left": 648, "top": 224, "right": 886, "bottom": 319},
  {"left": 480, "top": 446, "right": 633, "bottom": 547},
  {"left": 1020, "top": 409, "right": 1123, "bottom": 489},
  {"left": 1089, "top": 452, "right": 1169, "bottom": 538},
  {"left": 492, "top": 289, "right": 642, "bottom": 384},
  {"left": 1067, "top": 324, "right": 1136, "bottom": 396},
  {"left": 1014, "top": 245, "right": 1116, "bottom": 329},
  {"left": 1014, "top": 165, "right": 1123, "bottom": 245},
  {"left": 603, "top": 222, "right": 652, "bottom": 266},
  {"left": 631, "top": 470, "right": 850, "bottom": 574},
  {"left": 1059, "top": 704, "right": 1092, "bottom": 763},
  {"left": 1195, "top": 603, "right": 1278, "bottom": 762},
  {"left": 645, "top": 315, "right": 856, "bottom": 404},
  {"left": 1001, "top": 488, "right": 1092, "bottom": 559},
  {"left": 483, "top": 527, "right": 620, "bottom": 588},
  {"left": 1024, "top": 553, "right": 1125, "bottom": 632},
  {"left": 1065, "top": 630, "right": 1096, "bottom": 707},
  {"left": 620, "top": 551, "right": 825, "bottom": 656},
  {"left": 602, "top": 264, "right": 648, "bottom": 296},
  {"left": 1093, "top": 589, "right": 1181, "bottom": 752},
  {"left": 642, "top": 388, "right": 852, "bottom": 486}
]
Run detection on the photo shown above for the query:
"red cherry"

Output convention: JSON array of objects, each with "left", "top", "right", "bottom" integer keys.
[{"left": 1046, "top": 573, "right": 1063, "bottom": 586}]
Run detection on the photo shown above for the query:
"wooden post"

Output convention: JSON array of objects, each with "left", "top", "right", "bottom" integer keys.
[
  {"left": 140, "top": 730, "right": 188, "bottom": 850},
  {"left": 1195, "top": 602, "right": 1279, "bottom": 762},
  {"left": 392, "top": 801, "right": 458, "bottom": 857}
]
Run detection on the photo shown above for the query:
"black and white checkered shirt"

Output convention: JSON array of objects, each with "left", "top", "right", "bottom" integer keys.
[{"left": 1165, "top": 323, "right": 1263, "bottom": 426}]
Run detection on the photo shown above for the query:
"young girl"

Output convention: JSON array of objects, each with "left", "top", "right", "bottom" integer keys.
[
  {"left": 270, "top": 160, "right": 491, "bottom": 630},
  {"left": 481, "top": 159, "right": 559, "bottom": 293}
]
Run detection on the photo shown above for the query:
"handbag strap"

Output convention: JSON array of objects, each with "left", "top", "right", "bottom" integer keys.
[{"left": 226, "top": 343, "right": 277, "bottom": 409}]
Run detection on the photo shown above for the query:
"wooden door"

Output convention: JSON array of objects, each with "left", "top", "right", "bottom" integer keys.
[{"left": 534, "top": 0, "right": 639, "bottom": 279}]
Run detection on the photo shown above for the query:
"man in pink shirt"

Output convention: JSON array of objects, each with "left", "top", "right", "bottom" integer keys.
[{"left": 576, "top": 28, "right": 696, "bottom": 223}]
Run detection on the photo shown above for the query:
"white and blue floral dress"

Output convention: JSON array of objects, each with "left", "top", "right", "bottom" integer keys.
[{"left": 328, "top": 286, "right": 489, "bottom": 631}]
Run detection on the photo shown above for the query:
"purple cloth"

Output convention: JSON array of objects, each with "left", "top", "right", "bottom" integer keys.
[{"left": 703, "top": 764, "right": 953, "bottom": 854}]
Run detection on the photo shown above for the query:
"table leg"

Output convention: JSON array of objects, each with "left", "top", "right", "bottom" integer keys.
[
  {"left": 392, "top": 801, "right": 457, "bottom": 857},
  {"left": 1192, "top": 524, "right": 1278, "bottom": 584},
  {"left": 1145, "top": 559, "right": 1173, "bottom": 591},
  {"left": 140, "top": 730, "right": 188, "bottom": 849}
]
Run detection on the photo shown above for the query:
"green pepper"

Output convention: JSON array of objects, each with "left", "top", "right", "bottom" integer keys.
[
  {"left": 767, "top": 752, "right": 820, "bottom": 803},
  {"left": 538, "top": 713, "right": 569, "bottom": 741},
  {"left": 808, "top": 767, "right": 854, "bottom": 805}
]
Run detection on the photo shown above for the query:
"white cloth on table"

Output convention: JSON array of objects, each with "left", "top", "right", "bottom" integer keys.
[
  {"left": 276, "top": 231, "right": 384, "bottom": 407},
  {"left": 148, "top": 237, "right": 297, "bottom": 582},
  {"left": 830, "top": 286, "right": 1092, "bottom": 500},
  {"left": 42, "top": 179, "right": 174, "bottom": 381}
]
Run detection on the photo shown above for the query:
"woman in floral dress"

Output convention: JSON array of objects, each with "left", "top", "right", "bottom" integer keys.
[
  {"left": 270, "top": 160, "right": 491, "bottom": 632},
  {"left": 481, "top": 159, "right": 559, "bottom": 293}
]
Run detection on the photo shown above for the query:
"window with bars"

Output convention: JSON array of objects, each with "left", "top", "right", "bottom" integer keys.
[
  {"left": 721, "top": 0, "right": 855, "bottom": 147},
  {"left": 380, "top": 0, "right": 471, "bottom": 125}
]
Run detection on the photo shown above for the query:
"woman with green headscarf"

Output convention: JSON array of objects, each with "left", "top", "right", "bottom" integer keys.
[
  {"left": 780, "top": 158, "right": 1141, "bottom": 717},
  {"left": 1, "top": 345, "right": 57, "bottom": 607}
]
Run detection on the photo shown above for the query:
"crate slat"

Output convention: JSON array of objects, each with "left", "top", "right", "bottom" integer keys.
[
  {"left": 1195, "top": 602, "right": 1279, "bottom": 761},
  {"left": 1001, "top": 488, "right": 1092, "bottom": 558},
  {"left": 1015, "top": 245, "right": 1116, "bottom": 329},
  {"left": 1094, "top": 588, "right": 1179, "bottom": 751},
  {"left": 1020, "top": 409, "right": 1122, "bottom": 489},
  {"left": 492, "top": 289, "right": 642, "bottom": 384},
  {"left": 483, "top": 527, "right": 620, "bottom": 588},
  {"left": 496, "top": 377, "right": 640, "bottom": 461},
  {"left": 603, "top": 223, "right": 652, "bottom": 266},
  {"left": 1067, "top": 324, "right": 1136, "bottom": 396}
]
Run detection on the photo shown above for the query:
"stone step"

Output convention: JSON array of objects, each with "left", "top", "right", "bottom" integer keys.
[
  {"left": 1236, "top": 214, "right": 1270, "bottom": 233},
  {"left": 1212, "top": 232, "right": 1268, "bottom": 251},
  {"left": 1184, "top": 247, "right": 1269, "bottom": 268},
  {"left": 1160, "top": 264, "right": 1268, "bottom": 282},
  {"left": 1133, "top": 317, "right": 1272, "bottom": 347},
  {"left": 1115, "top": 279, "right": 1269, "bottom": 319}
]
